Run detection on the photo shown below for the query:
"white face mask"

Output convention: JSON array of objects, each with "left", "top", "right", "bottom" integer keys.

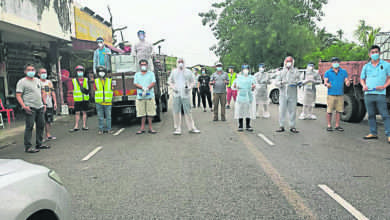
[
  {"left": 178, "top": 63, "right": 184, "bottom": 69},
  {"left": 259, "top": 68, "right": 264, "bottom": 72},
  {"left": 286, "top": 62, "right": 292, "bottom": 68},
  {"left": 308, "top": 66, "right": 314, "bottom": 71},
  {"left": 243, "top": 69, "right": 249, "bottom": 76},
  {"left": 141, "top": 66, "right": 148, "bottom": 71},
  {"left": 98, "top": 43, "right": 104, "bottom": 48},
  {"left": 98, "top": 72, "right": 105, "bottom": 77}
]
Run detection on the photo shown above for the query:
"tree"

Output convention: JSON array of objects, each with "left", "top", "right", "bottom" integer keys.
[
  {"left": 336, "top": 29, "right": 344, "bottom": 41},
  {"left": 354, "top": 20, "right": 381, "bottom": 49},
  {"left": 199, "top": 0, "right": 328, "bottom": 68}
]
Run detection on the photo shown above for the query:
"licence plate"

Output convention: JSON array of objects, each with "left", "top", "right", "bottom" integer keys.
[{"left": 123, "top": 107, "right": 135, "bottom": 114}]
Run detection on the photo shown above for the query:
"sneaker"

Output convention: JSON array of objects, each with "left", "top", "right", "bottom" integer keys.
[
  {"left": 309, "top": 114, "right": 317, "bottom": 120},
  {"left": 246, "top": 127, "right": 254, "bottom": 132},
  {"left": 190, "top": 129, "right": 201, "bottom": 134},
  {"left": 276, "top": 127, "right": 285, "bottom": 132},
  {"left": 204, "top": 109, "right": 207, "bottom": 112},
  {"left": 98, "top": 130, "right": 103, "bottom": 135},
  {"left": 173, "top": 129, "right": 182, "bottom": 135},
  {"left": 290, "top": 128, "right": 299, "bottom": 133},
  {"left": 238, "top": 127, "right": 244, "bottom": 132},
  {"left": 263, "top": 112, "right": 271, "bottom": 118}
]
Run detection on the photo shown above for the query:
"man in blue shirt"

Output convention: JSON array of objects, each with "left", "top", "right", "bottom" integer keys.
[
  {"left": 93, "top": 37, "right": 111, "bottom": 74},
  {"left": 134, "top": 59, "right": 157, "bottom": 134},
  {"left": 324, "top": 57, "right": 350, "bottom": 131},
  {"left": 361, "top": 45, "right": 390, "bottom": 142}
]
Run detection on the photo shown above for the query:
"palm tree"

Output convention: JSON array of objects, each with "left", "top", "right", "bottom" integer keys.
[
  {"left": 367, "top": 27, "right": 381, "bottom": 49},
  {"left": 336, "top": 29, "right": 344, "bottom": 41},
  {"left": 354, "top": 20, "right": 370, "bottom": 46}
]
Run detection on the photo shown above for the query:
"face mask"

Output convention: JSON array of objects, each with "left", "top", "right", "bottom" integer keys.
[
  {"left": 98, "top": 43, "right": 104, "bottom": 48},
  {"left": 307, "top": 65, "right": 314, "bottom": 71},
  {"left": 371, "top": 53, "right": 380, "bottom": 61},
  {"left": 77, "top": 72, "right": 84, "bottom": 77},
  {"left": 139, "top": 35, "right": 145, "bottom": 40},
  {"left": 141, "top": 66, "right": 148, "bottom": 71},
  {"left": 286, "top": 62, "right": 292, "bottom": 68},
  {"left": 98, "top": 72, "right": 105, "bottom": 77},
  {"left": 243, "top": 69, "right": 249, "bottom": 76},
  {"left": 40, "top": 73, "right": 47, "bottom": 79},
  {"left": 332, "top": 63, "right": 340, "bottom": 68},
  {"left": 259, "top": 68, "right": 264, "bottom": 72},
  {"left": 27, "top": 71, "right": 35, "bottom": 78},
  {"left": 178, "top": 63, "right": 184, "bottom": 69},
  {"left": 216, "top": 67, "right": 223, "bottom": 71},
  {"left": 202, "top": 71, "right": 206, "bottom": 74}
]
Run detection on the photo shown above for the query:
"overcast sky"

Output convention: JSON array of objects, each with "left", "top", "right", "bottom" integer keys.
[{"left": 76, "top": 0, "right": 390, "bottom": 67}]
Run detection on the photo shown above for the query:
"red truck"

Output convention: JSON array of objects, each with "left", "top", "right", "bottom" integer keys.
[{"left": 318, "top": 59, "right": 390, "bottom": 123}]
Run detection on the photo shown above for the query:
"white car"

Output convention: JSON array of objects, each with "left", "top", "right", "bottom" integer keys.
[
  {"left": 267, "top": 69, "right": 327, "bottom": 105},
  {"left": 0, "top": 159, "right": 72, "bottom": 220}
]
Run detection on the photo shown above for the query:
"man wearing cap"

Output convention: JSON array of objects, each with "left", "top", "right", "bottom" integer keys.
[
  {"left": 133, "top": 30, "right": 154, "bottom": 71},
  {"left": 324, "top": 57, "right": 350, "bottom": 132},
  {"left": 210, "top": 63, "right": 229, "bottom": 121},
  {"left": 93, "top": 37, "right": 111, "bottom": 74},
  {"left": 226, "top": 66, "right": 237, "bottom": 109}
]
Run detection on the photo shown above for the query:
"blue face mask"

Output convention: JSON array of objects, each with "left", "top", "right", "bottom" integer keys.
[
  {"left": 139, "top": 35, "right": 145, "bottom": 40},
  {"left": 332, "top": 63, "right": 340, "bottom": 68},
  {"left": 216, "top": 67, "right": 223, "bottom": 71},
  {"left": 371, "top": 53, "right": 380, "bottom": 61},
  {"left": 77, "top": 72, "right": 84, "bottom": 77},
  {"left": 40, "top": 74, "right": 47, "bottom": 79},
  {"left": 27, "top": 71, "right": 35, "bottom": 78}
]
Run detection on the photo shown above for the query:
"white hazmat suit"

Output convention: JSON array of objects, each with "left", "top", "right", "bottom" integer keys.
[
  {"left": 299, "top": 66, "right": 322, "bottom": 120},
  {"left": 275, "top": 58, "right": 301, "bottom": 131},
  {"left": 133, "top": 38, "right": 154, "bottom": 71},
  {"left": 168, "top": 59, "right": 200, "bottom": 135},
  {"left": 254, "top": 68, "right": 271, "bottom": 118}
]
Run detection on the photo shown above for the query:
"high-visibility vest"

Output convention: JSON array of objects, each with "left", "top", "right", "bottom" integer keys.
[
  {"left": 94, "top": 78, "right": 113, "bottom": 103},
  {"left": 228, "top": 73, "right": 237, "bottom": 88},
  {"left": 72, "top": 78, "right": 90, "bottom": 101}
]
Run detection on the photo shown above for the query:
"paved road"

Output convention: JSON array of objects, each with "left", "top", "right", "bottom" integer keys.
[{"left": 1, "top": 103, "right": 389, "bottom": 219}]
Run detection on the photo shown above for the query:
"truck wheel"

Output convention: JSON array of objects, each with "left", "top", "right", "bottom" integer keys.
[
  {"left": 270, "top": 89, "right": 279, "bottom": 104},
  {"left": 341, "top": 93, "right": 359, "bottom": 122},
  {"left": 354, "top": 100, "right": 366, "bottom": 122},
  {"left": 162, "top": 94, "right": 168, "bottom": 112}
]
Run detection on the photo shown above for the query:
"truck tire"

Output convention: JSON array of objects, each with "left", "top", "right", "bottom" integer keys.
[
  {"left": 270, "top": 89, "right": 279, "bottom": 104},
  {"left": 341, "top": 93, "right": 359, "bottom": 122},
  {"left": 354, "top": 100, "right": 367, "bottom": 122}
]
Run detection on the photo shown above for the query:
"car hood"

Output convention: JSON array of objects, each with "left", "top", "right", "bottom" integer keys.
[{"left": 0, "top": 159, "right": 48, "bottom": 177}]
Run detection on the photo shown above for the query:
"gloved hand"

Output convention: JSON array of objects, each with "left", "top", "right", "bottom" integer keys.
[{"left": 184, "top": 87, "right": 191, "bottom": 95}]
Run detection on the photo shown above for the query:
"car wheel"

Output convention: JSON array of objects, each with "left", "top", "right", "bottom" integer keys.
[{"left": 270, "top": 89, "right": 279, "bottom": 104}]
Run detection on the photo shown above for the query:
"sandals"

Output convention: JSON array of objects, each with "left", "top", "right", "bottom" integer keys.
[
  {"left": 290, "top": 128, "right": 300, "bottom": 133},
  {"left": 148, "top": 130, "right": 157, "bottom": 134},
  {"left": 136, "top": 130, "right": 145, "bottom": 135},
  {"left": 69, "top": 128, "right": 80, "bottom": 132},
  {"left": 327, "top": 127, "right": 333, "bottom": 132},
  {"left": 47, "top": 136, "right": 56, "bottom": 140},
  {"left": 276, "top": 127, "right": 285, "bottom": 132},
  {"left": 335, "top": 127, "right": 344, "bottom": 132},
  {"left": 82, "top": 127, "right": 89, "bottom": 131},
  {"left": 25, "top": 147, "right": 40, "bottom": 153}
]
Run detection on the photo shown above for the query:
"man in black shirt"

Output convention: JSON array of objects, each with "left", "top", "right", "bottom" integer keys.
[{"left": 198, "top": 68, "right": 213, "bottom": 112}]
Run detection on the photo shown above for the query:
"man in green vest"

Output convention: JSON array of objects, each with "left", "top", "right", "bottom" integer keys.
[
  {"left": 94, "top": 66, "right": 114, "bottom": 135},
  {"left": 69, "top": 65, "right": 90, "bottom": 132},
  {"left": 226, "top": 66, "right": 237, "bottom": 109}
]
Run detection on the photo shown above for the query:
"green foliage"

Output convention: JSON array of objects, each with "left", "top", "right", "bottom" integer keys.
[
  {"left": 200, "top": 0, "right": 328, "bottom": 68},
  {"left": 354, "top": 20, "right": 381, "bottom": 50}
]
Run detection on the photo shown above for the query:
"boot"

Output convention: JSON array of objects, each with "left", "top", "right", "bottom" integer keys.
[
  {"left": 246, "top": 118, "right": 253, "bottom": 131},
  {"left": 238, "top": 119, "right": 244, "bottom": 132}
]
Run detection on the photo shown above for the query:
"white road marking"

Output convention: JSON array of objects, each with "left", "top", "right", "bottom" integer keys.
[
  {"left": 81, "top": 146, "right": 103, "bottom": 161},
  {"left": 113, "top": 128, "right": 125, "bottom": 136},
  {"left": 257, "top": 133, "right": 275, "bottom": 146},
  {"left": 318, "top": 184, "right": 369, "bottom": 220}
]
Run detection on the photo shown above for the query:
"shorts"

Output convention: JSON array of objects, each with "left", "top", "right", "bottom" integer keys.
[
  {"left": 74, "top": 101, "right": 89, "bottom": 112},
  {"left": 136, "top": 99, "right": 156, "bottom": 117},
  {"left": 327, "top": 95, "right": 344, "bottom": 113},
  {"left": 45, "top": 108, "right": 54, "bottom": 123}
]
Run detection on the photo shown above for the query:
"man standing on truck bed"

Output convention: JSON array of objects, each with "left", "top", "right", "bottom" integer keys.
[
  {"left": 360, "top": 45, "right": 390, "bottom": 143},
  {"left": 134, "top": 59, "right": 157, "bottom": 134},
  {"left": 324, "top": 57, "right": 350, "bottom": 132},
  {"left": 93, "top": 37, "right": 111, "bottom": 75},
  {"left": 133, "top": 30, "right": 153, "bottom": 71}
]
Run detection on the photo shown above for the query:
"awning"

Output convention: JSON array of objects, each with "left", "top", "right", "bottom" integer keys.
[{"left": 72, "top": 38, "right": 124, "bottom": 54}]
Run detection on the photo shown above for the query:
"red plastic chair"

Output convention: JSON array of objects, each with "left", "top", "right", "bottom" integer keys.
[{"left": 0, "top": 98, "right": 15, "bottom": 126}]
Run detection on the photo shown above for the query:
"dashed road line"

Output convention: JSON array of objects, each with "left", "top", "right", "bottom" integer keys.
[
  {"left": 257, "top": 133, "right": 275, "bottom": 146},
  {"left": 318, "top": 184, "right": 369, "bottom": 220},
  {"left": 113, "top": 128, "right": 125, "bottom": 136},
  {"left": 81, "top": 146, "right": 103, "bottom": 161}
]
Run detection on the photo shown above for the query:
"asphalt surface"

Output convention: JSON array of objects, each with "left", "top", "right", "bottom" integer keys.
[{"left": 1, "top": 101, "right": 390, "bottom": 219}]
